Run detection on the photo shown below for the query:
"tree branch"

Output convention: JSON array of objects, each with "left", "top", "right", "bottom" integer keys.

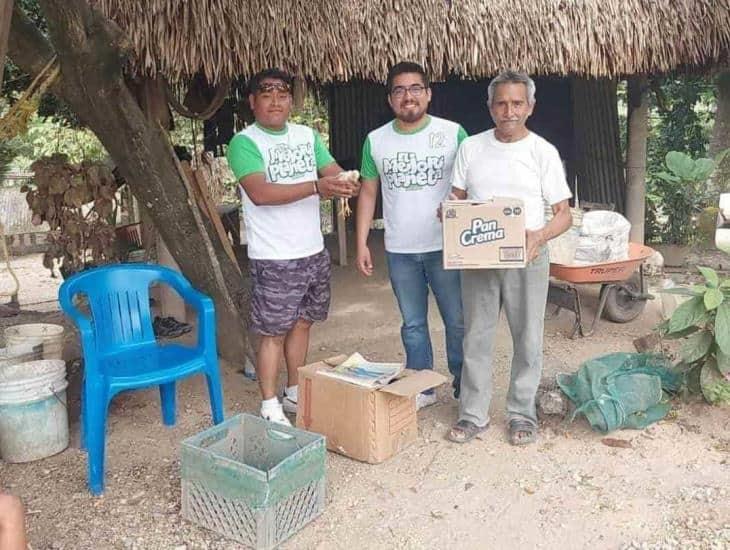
[
  {"left": 0, "top": 0, "right": 14, "bottom": 91},
  {"left": 7, "top": 0, "right": 251, "bottom": 362},
  {"left": 8, "top": 2, "right": 56, "bottom": 79},
  {"left": 40, "top": 0, "right": 130, "bottom": 77}
]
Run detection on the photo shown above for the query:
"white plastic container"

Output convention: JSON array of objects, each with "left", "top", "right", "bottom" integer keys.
[
  {"left": 0, "top": 359, "right": 69, "bottom": 462},
  {"left": 4, "top": 323, "right": 65, "bottom": 360},
  {"left": 0, "top": 342, "right": 43, "bottom": 369},
  {"left": 716, "top": 193, "right": 730, "bottom": 255}
]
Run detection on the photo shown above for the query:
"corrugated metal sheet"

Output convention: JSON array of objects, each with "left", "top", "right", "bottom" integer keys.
[
  {"left": 328, "top": 80, "right": 391, "bottom": 169},
  {"left": 571, "top": 78, "right": 626, "bottom": 212},
  {"left": 329, "top": 77, "right": 575, "bottom": 173},
  {"left": 329, "top": 76, "right": 623, "bottom": 212}
]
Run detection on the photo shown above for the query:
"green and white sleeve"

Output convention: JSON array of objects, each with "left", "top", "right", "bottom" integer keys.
[
  {"left": 359, "top": 136, "right": 378, "bottom": 180},
  {"left": 226, "top": 134, "right": 265, "bottom": 180},
  {"left": 313, "top": 131, "right": 336, "bottom": 170}
]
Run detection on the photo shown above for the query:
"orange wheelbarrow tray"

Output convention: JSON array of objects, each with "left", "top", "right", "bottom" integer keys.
[{"left": 547, "top": 243, "right": 655, "bottom": 338}]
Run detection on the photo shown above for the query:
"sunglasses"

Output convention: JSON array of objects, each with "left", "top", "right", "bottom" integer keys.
[{"left": 255, "top": 82, "right": 291, "bottom": 94}]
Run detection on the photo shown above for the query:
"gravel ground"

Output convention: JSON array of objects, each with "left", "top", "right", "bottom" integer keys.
[{"left": 1, "top": 246, "right": 728, "bottom": 549}]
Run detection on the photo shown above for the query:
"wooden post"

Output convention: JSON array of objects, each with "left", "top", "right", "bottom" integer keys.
[
  {"left": 0, "top": 0, "right": 13, "bottom": 92},
  {"left": 155, "top": 234, "right": 187, "bottom": 322},
  {"left": 181, "top": 160, "right": 240, "bottom": 271},
  {"left": 2, "top": 1, "right": 17, "bottom": 307},
  {"left": 625, "top": 75, "right": 650, "bottom": 244},
  {"left": 335, "top": 198, "right": 348, "bottom": 266}
]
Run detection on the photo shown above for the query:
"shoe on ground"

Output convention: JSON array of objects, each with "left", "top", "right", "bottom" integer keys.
[
  {"left": 416, "top": 392, "right": 438, "bottom": 410},
  {"left": 261, "top": 404, "right": 292, "bottom": 427},
  {"left": 282, "top": 395, "right": 298, "bottom": 414}
]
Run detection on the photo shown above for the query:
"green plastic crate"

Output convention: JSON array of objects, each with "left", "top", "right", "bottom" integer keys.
[{"left": 181, "top": 414, "right": 326, "bottom": 549}]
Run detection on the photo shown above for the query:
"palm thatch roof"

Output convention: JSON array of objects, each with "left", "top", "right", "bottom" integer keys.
[{"left": 94, "top": 0, "right": 730, "bottom": 83}]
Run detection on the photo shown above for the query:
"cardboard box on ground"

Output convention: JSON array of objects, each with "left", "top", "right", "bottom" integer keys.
[
  {"left": 442, "top": 198, "right": 526, "bottom": 269},
  {"left": 297, "top": 356, "right": 447, "bottom": 463}
]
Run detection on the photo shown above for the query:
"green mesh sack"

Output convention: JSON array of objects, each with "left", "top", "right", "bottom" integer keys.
[{"left": 557, "top": 353, "right": 682, "bottom": 433}]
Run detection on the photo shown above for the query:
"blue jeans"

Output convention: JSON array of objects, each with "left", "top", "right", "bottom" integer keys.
[{"left": 385, "top": 250, "right": 464, "bottom": 395}]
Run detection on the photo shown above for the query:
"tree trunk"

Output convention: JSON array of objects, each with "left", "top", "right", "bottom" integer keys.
[
  {"left": 625, "top": 75, "right": 650, "bottom": 244},
  {"left": 710, "top": 70, "right": 730, "bottom": 193},
  {"left": 8, "top": 1, "right": 250, "bottom": 363},
  {"left": 0, "top": 0, "right": 13, "bottom": 91}
]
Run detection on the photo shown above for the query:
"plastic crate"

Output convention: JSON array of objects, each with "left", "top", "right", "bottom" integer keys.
[{"left": 181, "top": 414, "right": 326, "bottom": 549}]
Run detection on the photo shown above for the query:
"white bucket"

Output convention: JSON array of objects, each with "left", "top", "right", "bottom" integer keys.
[
  {"left": 4, "top": 324, "right": 65, "bottom": 360},
  {"left": 0, "top": 342, "right": 44, "bottom": 369},
  {"left": 0, "top": 359, "right": 69, "bottom": 463}
]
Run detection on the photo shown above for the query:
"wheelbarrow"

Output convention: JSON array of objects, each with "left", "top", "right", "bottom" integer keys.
[{"left": 547, "top": 243, "right": 655, "bottom": 338}]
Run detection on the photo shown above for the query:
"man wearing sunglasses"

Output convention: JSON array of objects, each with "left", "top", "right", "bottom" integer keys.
[
  {"left": 356, "top": 62, "right": 467, "bottom": 409},
  {"left": 227, "top": 68, "right": 357, "bottom": 426}
]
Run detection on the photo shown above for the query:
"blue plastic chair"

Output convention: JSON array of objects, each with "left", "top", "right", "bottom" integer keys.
[{"left": 58, "top": 264, "right": 225, "bottom": 495}]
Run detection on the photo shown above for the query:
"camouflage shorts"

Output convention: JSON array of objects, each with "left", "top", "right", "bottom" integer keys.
[{"left": 249, "top": 249, "right": 331, "bottom": 336}]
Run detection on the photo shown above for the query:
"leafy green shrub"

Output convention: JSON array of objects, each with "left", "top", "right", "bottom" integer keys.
[
  {"left": 659, "top": 266, "right": 730, "bottom": 405},
  {"left": 653, "top": 151, "right": 715, "bottom": 245}
]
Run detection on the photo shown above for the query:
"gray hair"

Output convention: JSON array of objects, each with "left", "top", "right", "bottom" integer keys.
[{"left": 487, "top": 70, "right": 536, "bottom": 106}]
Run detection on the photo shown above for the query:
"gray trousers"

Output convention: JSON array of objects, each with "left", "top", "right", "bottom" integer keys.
[{"left": 458, "top": 247, "right": 549, "bottom": 427}]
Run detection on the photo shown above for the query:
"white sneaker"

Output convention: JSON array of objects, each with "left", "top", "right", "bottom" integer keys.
[
  {"left": 416, "top": 392, "right": 438, "bottom": 410},
  {"left": 261, "top": 403, "right": 292, "bottom": 427},
  {"left": 282, "top": 395, "right": 298, "bottom": 414}
]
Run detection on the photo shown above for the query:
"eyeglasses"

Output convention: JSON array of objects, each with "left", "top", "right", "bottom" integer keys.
[
  {"left": 390, "top": 84, "right": 427, "bottom": 98},
  {"left": 255, "top": 82, "right": 291, "bottom": 94}
]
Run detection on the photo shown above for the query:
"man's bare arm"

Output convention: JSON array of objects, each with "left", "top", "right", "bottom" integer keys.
[
  {"left": 240, "top": 165, "right": 355, "bottom": 206},
  {"left": 525, "top": 199, "right": 572, "bottom": 261},
  {"left": 450, "top": 187, "right": 467, "bottom": 200}
]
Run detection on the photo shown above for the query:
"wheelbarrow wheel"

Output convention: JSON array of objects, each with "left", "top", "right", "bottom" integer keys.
[{"left": 602, "top": 273, "right": 646, "bottom": 323}]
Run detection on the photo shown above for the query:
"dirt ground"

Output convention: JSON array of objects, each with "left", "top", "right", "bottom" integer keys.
[{"left": 1, "top": 238, "right": 729, "bottom": 550}]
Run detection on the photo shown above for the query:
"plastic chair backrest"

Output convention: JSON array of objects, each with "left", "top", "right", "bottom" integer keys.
[{"left": 60, "top": 264, "right": 176, "bottom": 352}]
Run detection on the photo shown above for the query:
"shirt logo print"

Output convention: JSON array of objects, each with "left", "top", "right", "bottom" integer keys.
[
  {"left": 429, "top": 131, "right": 446, "bottom": 149},
  {"left": 267, "top": 143, "right": 315, "bottom": 181},
  {"left": 381, "top": 152, "right": 445, "bottom": 190}
]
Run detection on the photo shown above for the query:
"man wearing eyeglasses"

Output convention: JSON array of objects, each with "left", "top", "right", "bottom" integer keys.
[
  {"left": 356, "top": 62, "right": 467, "bottom": 409},
  {"left": 227, "top": 68, "right": 357, "bottom": 426}
]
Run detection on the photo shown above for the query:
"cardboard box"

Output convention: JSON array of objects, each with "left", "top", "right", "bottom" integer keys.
[
  {"left": 442, "top": 198, "right": 526, "bottom": 269},
  {"left": 296, "top": 356, "right": 446, "bottom": 464}
]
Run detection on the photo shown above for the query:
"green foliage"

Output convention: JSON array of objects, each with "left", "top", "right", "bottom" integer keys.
[
  {"left": 167, "top": 113, "right": 198, "bottom": 156},
  {"left": 718, "top": 349, "right": 730, "bottom": 376},
  {"left": 1, "top": 105, "right": 107, "bottom": 174},
  {"left": 290, "top": 95, "right": 329, "bottom": 143},
  {"left": 662, "top": 151, "right": 714, "bottom": 182},
  {"left": 666, "top": 295, "right": 709, "bottom": 333},
  {"left": 2, "top": 1, "right": 79, "bottom": 125},
  {"left": 716, "top": 302, "right": 730, "bottom": 355},
  {"left": 638, "top": 75, "right": 716, "bottom": 244},
  {"left": 700, "top": 359, "right": 730, "bottom": 404},
  {"left": 651, "top": 151, "right": 717, "bottom": 245},
  {"left": 0, "top": 142, "right": 16, "bottom": 182},
  {"left": 659, "top": 266, "right": 730, "bottom": 405},
  {"left": 652, "top": 77, "right": 713, "bottom": 160}
]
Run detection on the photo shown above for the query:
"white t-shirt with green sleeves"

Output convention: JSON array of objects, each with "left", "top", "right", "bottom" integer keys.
[
  {"left": 361, "top": 115, "right": 467, "bottom": 253},
  {"left": 227, "top": 122, "right": 335, "bottom": 260}
]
